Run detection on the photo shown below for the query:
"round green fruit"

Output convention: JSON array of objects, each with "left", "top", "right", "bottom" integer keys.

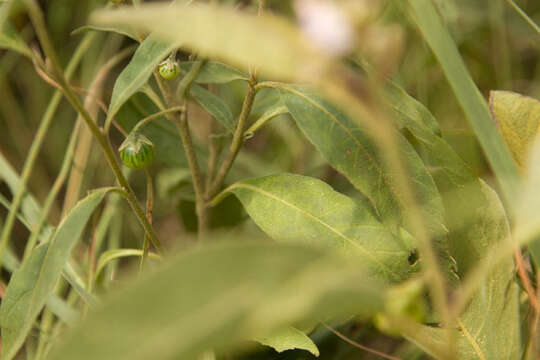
[
  {"left": 119, "top": 133, "right": 155, "bottom": 170},
  {"left": 158, "top": 59, "right": 180, "bottom": 80}
]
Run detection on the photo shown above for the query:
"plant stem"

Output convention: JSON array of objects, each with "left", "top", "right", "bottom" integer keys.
[
  {"left": 175, "top": 103, "right": 209, "bottom": 237},
  {"left": 131, "top": 105, "right": 185, "bottom": 135},
  {"left": 0, "top": 31, "right": 96, "bottom": 270},
  {"left": 206, "top": 75, "right": 257, "bottom": 200},
  {"left": 23, "top": 0, "right": 162, "bottom": 253},
  {"left": 140, "top": 170, "right": 154, "bottom": 272}
]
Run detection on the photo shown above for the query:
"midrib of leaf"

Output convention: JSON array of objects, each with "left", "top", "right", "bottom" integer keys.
[
  {"left": 457, "top": 318, "right": 487, "bottom": 360},
  {"left": 280, "top": 85, "right": 402, "bottom": 211},
  {"left": 227, "top": 183, "right": 399, "bottom": 278}
]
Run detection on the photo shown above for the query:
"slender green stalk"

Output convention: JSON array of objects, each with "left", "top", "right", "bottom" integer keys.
[
  {"left": 23, "top": 0, "right": 162, "bottom": 253},
  {"left": 206, "top": 76, "right": 258, "bottom": 200},
  {"left": 0, "top": 32, "right": 96, "bottom": 271},
  {"left": 131, "top": 106, "right": 184, "bottom": 135},
  {"left": 504, "top": 0, "right": 540, "bottom": 35},
  {"left": 139, "top": 170, "right": 153, "bottom": 272}
]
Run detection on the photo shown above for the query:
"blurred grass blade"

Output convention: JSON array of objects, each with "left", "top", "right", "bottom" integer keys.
[
  {"left": 220, "top": 173, "right": 418, "bottom": 282},
  {"left": 0, "top": 20, "right": 31, "bottom": 57},
  {"left": 180, "top": 61, "right": 248, "bottom": 84},
  {"left": 47, "top": 242, "right": 383, "bottom": 360},
  {"left": 489, "top": 90, "right": 540, "bottom": 172},
  {"left": 107, "top": 34, "right": 178, "bottom": 122},
  {"left": 254, "top": 326, "right": 319, "bottom": 356},
  {"left": 91, "top": 3, "right": 330, "bottom": 82},
  {"left": 280, "top": 85, "right": 447, "bottom": 241},
  {"left": 504, "top": 0, "right": 540, "bottom": 35},
  {"left": 404, "top": 182, "right": 520, "bottom": 359},
  {"left": 0, "top": 188, "right": 113, "bottom": 360},
  {"left": 190, "top": 85, "right": 235, "bottom": 133},
  {"left": 408, "top": 0, "right": 520, "bottom": 208}
]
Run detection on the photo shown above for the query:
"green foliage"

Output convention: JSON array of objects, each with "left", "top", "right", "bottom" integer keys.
[{"left": 1, "top": 0, "right": 539, "bottom": 359}]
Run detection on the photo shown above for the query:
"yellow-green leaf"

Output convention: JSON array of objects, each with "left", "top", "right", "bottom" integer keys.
[{"left": 489, "top": 90, "right": 540, "bottom": 172}]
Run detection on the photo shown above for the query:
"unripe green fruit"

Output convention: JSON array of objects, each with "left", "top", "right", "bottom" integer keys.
[
  {"left": 158, "top": 59, "right": 180, "bottom": 80},
  {"left": 119, "top": 133, "right": 155, "bottom": 170}
]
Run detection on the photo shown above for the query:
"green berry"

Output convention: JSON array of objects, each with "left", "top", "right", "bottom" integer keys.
[
  {"left": 158, "top": 59, "right": 180, "bottom": 80},
  {"left": 119, "top": 133, "right": 155, "bottom": 170}
]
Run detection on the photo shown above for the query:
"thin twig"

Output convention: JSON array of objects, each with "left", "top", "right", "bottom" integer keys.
[
  {"left": 140, "top": 170, "right": 154, "bottom": 272},
  {"left": 323, "top": 323, "right": 402, "bottom": 360},
  {"left": 514, "top": 247, "right": 539, "bottom": 312},
  {"left": 206, "top": 75, "right": 257, "bottom": 200}
]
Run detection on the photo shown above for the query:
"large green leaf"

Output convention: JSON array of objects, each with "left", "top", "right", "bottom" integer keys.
[
  {"left": 180, "top": 61, "right": 248, "bottom": 84},
  {"left": 91, "top": 3, "right": 330, "bottom": 82},
  {"left": 222, "top": 173, "right": 417, "bottom": 282},
  {"left": 190, "top": 84, "right": 235, "bottom": 133},
  {"left": 47, "top": 242, "right": 383, "bottom": 360},
  {"left": 280, "top": 85, "right": 446, "bottom": 240},
  {"left": 404, "top": 182, "right": 520, "bottom": 359},
  {"left": 71, "top": 24, "right": 139, "bottom": 41},
  {"left": 107, "top": 34, "right": 178, "bottom": 121},
  {"left": 0, "top": 188, "right": 112, "bottom": 360},
  {"left": 254, "top": 326, "right": 319, "bottom": 357},
  {"left": 384, "top": 80, "right": 478, "bottom": 275},
  {"left": 489, "top": 90, "right": 540, "bottom": 172},
  {"left": 407, "top": 0, "right": 520, "bottom": 207}
]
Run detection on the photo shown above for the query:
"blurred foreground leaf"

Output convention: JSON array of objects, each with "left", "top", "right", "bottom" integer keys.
[
  {"left": 47, "top": 242, "right": 383, "bottom": 360},
  {"left": 91, "top": 3, "right": 330, "bottom": 82}
]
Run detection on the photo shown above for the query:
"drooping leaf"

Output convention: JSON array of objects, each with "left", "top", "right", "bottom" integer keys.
[
  {"left": 70, "top": 24, "right": 139, "bottom": 41},
  {"left": 107, "top": 34, "right": 178, "bottom": 121},
  {"left": 489, "top": 90, "right": 540, "bottom": 172},
  {"left": 180, "top": 61, "right": 248, "bottom": 84},
  {"left": 0, "top": 188, "right": 112, "bottom": 360},
  {"left": 280, "top": 85, "right": 447, "bottom": 240},
  {"left": 0, "top": 20, "right": 31, "bottom": 57},
  {"left": 47, "top": 242, "right": 383, "bottom": 360},
  {"left": 223, "top": 173, "right": 417, "bottom": 282},
  {"left": 190, "top": 84, "right": 235, "bottom": 133},
  {"left": 404, "top": 181, "right": 520, "bottom": 359},
  {"left": 407, "top": 0, "right": 520, "bottom": 206},
  {"left": 254, "top": 326, "right": 319, "bottom": 357},
  {"left": 91, "top": 3, "right": 330, "bottom": 82}
]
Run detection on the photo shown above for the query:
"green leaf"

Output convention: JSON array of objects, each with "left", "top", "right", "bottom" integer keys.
[
  {"left": 280, "top": 85, "right": 447, "bottom": 240},
  {"left": 407, "top": 0, "right": 520, "bottom": 207},
  {"left": 91, "top": 3, "right": 330, "bottom": 82},
  {"left": 404, "top": 182, "right": 520, "bottom": 359},
  {"left": 47, "top": 242, "right": 383, "bottom": 360},
  {"left": 0, "top": 20, "right": 31, "bottom": 57},
  {"left": 107, "top": 34, "right": 178, "bottom": 121},
  {"left": 384, "top": 80, "right": 475, "bottom": 275},
  {"left": 254, "top": 326, "right": 319, "bottom": 357},
  {"left": 71, "top": 24, "right": 139, "bottom": 42},
  {"left": 180, "top": 61, "right": 248, "bottom": 84},
  {"left": 190, "top": 84, "right": 235, "bottom": 133},
  {"left": 222, "top": 173, "right": 417, "bottom": 282},
  {"left": 489, "top": 90, "right": 540, "bottom": 172},
  {"left": 0, "top": 188, "right": 112, "bottom": 360}
]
